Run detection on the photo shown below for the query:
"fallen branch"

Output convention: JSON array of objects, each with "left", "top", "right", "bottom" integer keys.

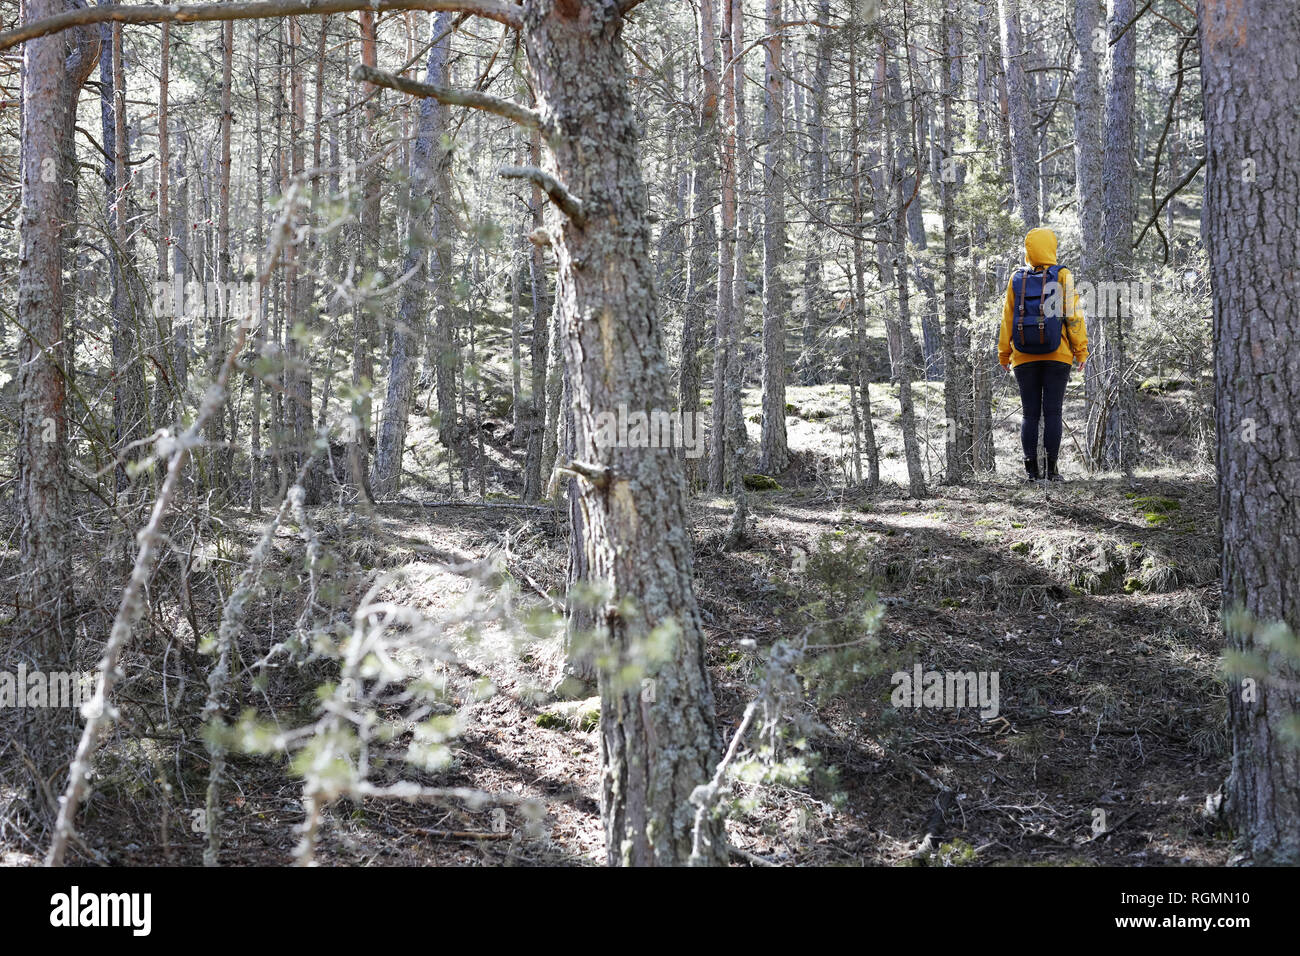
[{"left": 412, "top": 828, "right": 512, "bottom": 841}]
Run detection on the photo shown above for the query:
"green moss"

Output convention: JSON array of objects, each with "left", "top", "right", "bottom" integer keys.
[
  {"left": 1138, "top": 374, "right": 1189, "bottom": 394},
  {"left": 936, "top": 839, "right": 979, "bottom": 866},
  {"left": 743, "top": 474, "right": 782, "bottom": 491},
  {"left": 535, "top": 697, "right": 600, "bottom": 732},
  {"left": 1127, "top": 495, "right": 1180, "bottom": 513}
]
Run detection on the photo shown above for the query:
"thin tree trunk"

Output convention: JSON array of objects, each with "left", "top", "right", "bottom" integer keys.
[
  {"left": 250, "top": 22, "right": 265, "bottom": 511},
  {"left": 105, "top": 19, "right": 144, "bottom": 495},
  {"left": 872, "top": 38, "right": 926, "bottom": 498},
  {"left": 373, "top": 12, "right": 454, "bottom": 498},
  {"left": 1073, "top": 0, "right": 1105, "bottom": 469},
  {"left": 1098, "top": 0, "right": 1137, "bottom": 472},
  {"left": 711, "top": 0, "right": 737, "bottom": 495},
  {"left": 677, "top": 0, "right": 719, "bottom": 491},
  {"left": 522, "top": 121, "right": 550, "bottom": 501},
  {"left": 352, "top": 10, "right": 379, "bottom": 502},
  {"left": 758, "top": 0, "right": 789, "bottom": 474},
  {"left": 970, "top": 2, "right": 996, "bottom": 472},
  {"left": 940, "top": 0, "right": 972, "bottom": 483},
  {"left": 847, "top": 1, "right": 879, "bottom": 489},
  {"left": 997, "top": 0, "right": 1038, "bottom": 227},
  {"left": 796, "top": 0, "right": 831, "bottom": 388}
]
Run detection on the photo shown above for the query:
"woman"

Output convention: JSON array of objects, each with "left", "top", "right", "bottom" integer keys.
[{"left": 998, "top": 227, "right": 1088, "bottom": 482}]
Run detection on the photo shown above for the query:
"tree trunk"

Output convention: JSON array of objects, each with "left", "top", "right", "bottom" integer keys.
[
  {"left": 796, "top": 0, "right": 831, "bottom": 388},
  {"left": 721, "top": 0, "right": 749, "bottom": 543},
  {"left": 1098, "top": 0, "right": 1137, "bottom": 472},
  {"left": 1073, "top": 0, "right": 1105, "bottom": 469},
  {"left": 940, "top": 1, "right": 972, "bottom": 484},
  {"left": 216, "top": 18, "right": 236, "bottom": 485},
  {"left": 15, "top": 0, "right": 96, "bottom": 790},
  {"left": 521, "top": 120, "right": 551, "bottom": 502},
  {"left": 872, "top": 39, "right": 926, "bottom": 498},
  {"left": 970, "top": 3, "right": 996, "bottom": 473},
  {"left": 1200, "top": 0, "right": 1300, "bottom": 865},
  {"left": 997, "top": 0, "right": 1038, "bottom": 227},
  {"left": 352, "top": 10, "right": 379, "bottom": 501},
  {"left": 847, "top": 3, "right": 880, "bottom": 489},
  {"left": 104, "top": 19, "right": 145, "bottom": 494},
  {"left": 373, "top": 12, "right": 454, "bottom": 498},
  {"left": 522, "top": 0, "right": 725, "bottom": 866},
  {"left": 677, "top": 0, "right": 719, "bottom": 491},
  {"left": 758, "top": 0, "right": 789, "bottom": 474}
]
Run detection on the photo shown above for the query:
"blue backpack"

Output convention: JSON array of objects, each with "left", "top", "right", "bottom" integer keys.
[{"left": 1011, "top": 264, "right": 1064, "bottom": 354}]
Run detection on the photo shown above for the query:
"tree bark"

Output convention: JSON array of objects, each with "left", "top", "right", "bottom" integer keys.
[
  {"left": 1200, "top": 0, "right": 1300, "bottom": 865},
  {"left": 1073, "top": 0, "right": 1105, "bottom": 469},
  {"left": 996, "top": 0, "right": 1038, "bottom": 227},
  {"left": 15, "top": 0, "right": 97, "bottom": 791},
  {"left": 940, "top": 0, "right": 972, "bottom": 484},
  {"left": 676, "top": 0, "right": 719, "bottom": 491},
  {"left": 1097, "top": 0, "right": 1137, "bottom": 472},
  {"left": 796, "top": 0, "right": 831, "bottom": 388},
  {"left": 758, "top": 0, "right": 789, "bottom": 474},
  {"left": 871, "top": 38, "right": 926, "bottom": 498},
  {"left": 846, "top": 3, "right": 880, "bottom": 489},
  {"left": 522, "top": 0, "right": 725, "bottom": 866}
]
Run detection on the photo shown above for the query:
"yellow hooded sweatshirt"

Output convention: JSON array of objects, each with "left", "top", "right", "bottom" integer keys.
[{"left": 998, "top": 227, "right": 1088, "bottom": 369}]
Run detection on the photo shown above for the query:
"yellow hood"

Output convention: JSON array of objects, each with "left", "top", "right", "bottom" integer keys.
[{"left": 1024, "top": 227, "right": 1058, "bottom": 267}]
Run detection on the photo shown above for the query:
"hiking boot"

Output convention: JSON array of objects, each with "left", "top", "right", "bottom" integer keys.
[
  {"left": 1046, "top": 456, "right": 1065, "bottom": 482},
  {"left": 1023, "top": 457, "right": 1040, "bottom": 482}
]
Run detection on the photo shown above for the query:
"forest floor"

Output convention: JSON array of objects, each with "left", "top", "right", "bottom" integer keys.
[{"left": 1, "top": 374, "right": 1232, "bottom": 866}]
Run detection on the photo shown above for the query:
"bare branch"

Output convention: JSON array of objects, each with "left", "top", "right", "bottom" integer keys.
[
  {"left": 0, "top": 0, "right": 522, "bottom": 53},
  {"left": 1134, "top": 155, "right": 1205, "bottom": 251},
  {"left": 499, "top": 164, "right": 586, "bottom": 226},
  {"left": 45, "top": 183, "right": 304, "bottom": 868},
  {"left": 352, "top": 64, "right": 540, "bottom": 129}
]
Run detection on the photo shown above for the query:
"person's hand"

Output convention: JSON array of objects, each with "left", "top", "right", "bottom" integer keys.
[{"left": 1000, "top": 361, "right": 1011, "bottom": 372}]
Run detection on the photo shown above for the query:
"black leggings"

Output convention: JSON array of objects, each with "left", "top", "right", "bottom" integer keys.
[{"left": 1014, "top": 360, "right": 1070, "bottom": 461}]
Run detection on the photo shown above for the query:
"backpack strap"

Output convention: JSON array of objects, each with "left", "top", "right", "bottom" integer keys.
[{"left": 1015, "top": 267, "right": 1026, "bottom": 344}]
